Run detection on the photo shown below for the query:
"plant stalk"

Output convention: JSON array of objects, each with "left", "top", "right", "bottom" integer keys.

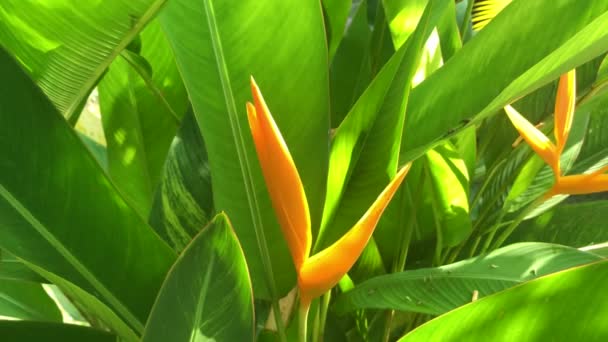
[
  {"left": 299, "top": 299, "right": 311, "bottom": 342},
  {"left": 490, "top": 197, "right": 545, "bottom": 250}
]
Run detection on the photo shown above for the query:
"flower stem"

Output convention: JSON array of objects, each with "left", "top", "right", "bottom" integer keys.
[
  {"left": 299, "top": 299, "right": 311, "bottom": 342},
  {"left": 313, "top": 292, "right": 331, "bottom": 342}
]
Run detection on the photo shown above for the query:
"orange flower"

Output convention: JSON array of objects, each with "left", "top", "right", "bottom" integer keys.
[
  {"left": 247, "top": 77, "right": 410, "bottom": 306},
  {"left": 505, "top": 70, "right": 608, "bottom": 197}
]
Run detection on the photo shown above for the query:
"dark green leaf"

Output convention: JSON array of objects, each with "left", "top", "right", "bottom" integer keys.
[
  {"left": 330, "top": 0, "right": 372, "bottom": 127},
  {"left": 0, "top": 280, "right": 61, "bottom": 321},
  {"left": 0, "top": 48, "right": 175, "bottom": 339},
  {"left": 0, "top": 321, "right": 116, "bottom": 342},
  {"left": 149, "top": 110, "right": 214, "bottom": 251}
]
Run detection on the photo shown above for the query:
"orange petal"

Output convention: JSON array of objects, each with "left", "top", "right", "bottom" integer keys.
[
  {"left": 554, "top": 70, "right": 576, "bottom": 154},
  {"left": 505, "top": 105, "right": 559, "bottom": 175},
  {"left": 550, "top": 174, "right": 608, "bottom": 196},
  {"left": 298, "top": 164, "right": 411, "bottom": 304},
  {"left": 247, "top": 77, "right": 311, "bottom": 271}
]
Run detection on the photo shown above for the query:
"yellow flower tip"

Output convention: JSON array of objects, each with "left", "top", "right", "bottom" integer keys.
[
  {"left": 297, "top": 164, "right": 412, "bottom": 302},
  {"left": 554, "top": 70, "right": 576, "bottom": 153},
  {"left": 504, "top": 105, "right": 559, "bottom": 175},
  {"left": 248, "top": 77, "right": 311, "bottom": 271},
  {"left": 551, "top": 174, "right": 608, "bottom": 196}
]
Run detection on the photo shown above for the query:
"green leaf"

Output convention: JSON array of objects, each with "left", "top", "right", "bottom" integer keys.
[
  {"left": 0, "top": 251, "right": 47, "bottom": 283},
  {"left": 322, "top": 0, "right": 353, "bottom": 61},
  {"left": 143, "top": 213, "right": 254, "bottom": 342},
  {"left": 399, "top": 259, "right": 608, "bottom": 341},
  {"left": 0, "top": 0, "right": 166, "bottom": 119},
  {"left": 401, "top": 0, "right": 608, "bottom": 163},
  {"left": 317, "top": 0, "right": 450, "bottom": 252},
  {"left": 424, "top": 141, "right": 471, "bottom": 247},
  {"left": 149, "top": 110, "right": 214, "bottom": 252},
  {"left": 0, "top": 321, "right": 115, "bottom": 342},
  {"left": 383, "top": 0, "right": 428, "bottom": 49},
  {"left": 0, "top": 48, "right": 175, "bottom": 338},
  {"left": 330, "top": 0, "right": 373, "bottom": 127},
  {"left": 334, "top": 242, "right": 602, "bottom": 315},
  {"left": 98, "top": 20, "right": 188, "bottom": 216},
  {"left": 369, "top": 1, "right": 396, "bottom": 76},
  {"left": 0, "top": 280, "right": 62, "bottom": 321},
  {"left": 508, "top": 201, "right": 608, "bottom": 247},
  {"left": 436, "top": 0, "right": 461, "bottom": 61},
  {"left": 160, "top": 0, "right": 329, "bottom": 298}
]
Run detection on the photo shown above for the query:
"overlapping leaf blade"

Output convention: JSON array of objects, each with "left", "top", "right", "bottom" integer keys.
[
  {"left": 143, "top": 213, "right": 254, "bottom": 342},
  {"left": 0, "top": 0, "right": 167, "bottom": 119},
  {"left": 401, "top": 0, "right": 608, "bottom": 163},
  {"left": 98, "top": 20, "right": 189, "bottom": 216},
  {"left": 399, "top": 260, "right": 608, "bottom": 341},
  {"left": 334, "top": 243, "right": 602, "bottom": 315},
  {"left": 0, "top": 49, "right": 175, "bottom": 338}
]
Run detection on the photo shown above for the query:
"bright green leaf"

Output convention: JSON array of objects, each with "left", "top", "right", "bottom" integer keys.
[{"left": 142, "top": 213, "right": 254, "bottom": 342}]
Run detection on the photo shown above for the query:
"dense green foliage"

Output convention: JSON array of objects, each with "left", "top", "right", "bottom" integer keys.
[{"left": 1, "top": 0, "right": 608, "bottom": 341}]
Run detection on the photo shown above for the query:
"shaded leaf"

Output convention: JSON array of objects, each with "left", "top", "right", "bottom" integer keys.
[
  {"left": 149, "top": 110, "right": 214, "bottom": 252},
  {"left": 0, "top": 321, "right": 115, "bottom": 342}
]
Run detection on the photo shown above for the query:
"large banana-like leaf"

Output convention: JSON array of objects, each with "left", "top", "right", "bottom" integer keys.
[
  {"left": 0, "top": 49, "right": 175, "bottom": 338},
  {"left": 98, "top": 19, "right": 189, "bottom": 216},
  {"left": 142, "top": 213, "right": 254, "bottom": 342},
  {"left": 400, "top": 0, "right": 608, "bottom": 162},
  {"left": 399, "top": 259, "right": 608, "bottom": 341},
  {"left": 160, "top": 0, "right": 329, "bottom": 298},
  {"left": 0, "top": 0, "right": 166, "bottom": 119},
  {"left": 334, "top": 242, "right": 602, "bottom": 315},
  {"left": 0, "top": 321, "right": 115, "bottom": 342}
]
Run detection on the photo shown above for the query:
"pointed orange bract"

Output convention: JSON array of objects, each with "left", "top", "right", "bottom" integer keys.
[
  {"left": 298, "top": 164, "right": 411, "bottom": 304},
  {"left": 504, "top": 105, "right": 559, "bottom": 175},
  {"left": 247, "top": 77, "right": 411, "bottom": 305},
  {"left": 247, "top": 78, "right": 311, "bottom": 271},
  {"left": 554, "top": 70, "right": 576, "bottom": 154}
]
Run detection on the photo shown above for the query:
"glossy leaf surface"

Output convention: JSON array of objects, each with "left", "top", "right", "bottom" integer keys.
[{"left": 143, "top": 213, "right": 254, "bottom": 342}]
